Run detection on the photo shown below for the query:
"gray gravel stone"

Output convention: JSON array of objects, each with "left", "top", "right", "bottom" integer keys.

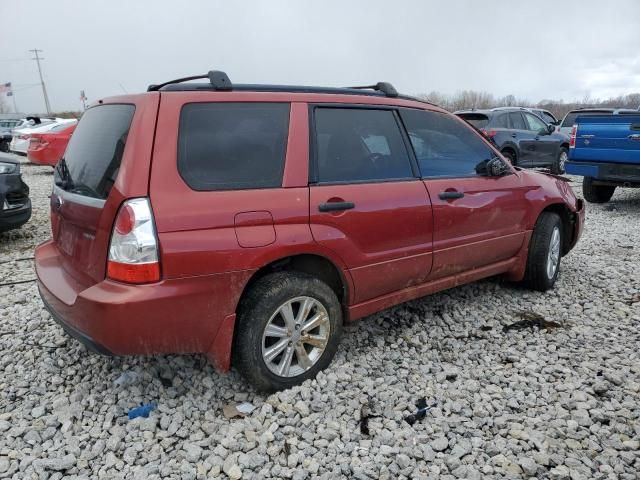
[{"left": 1, "top": 160, "right": 639, "bottom": 479}]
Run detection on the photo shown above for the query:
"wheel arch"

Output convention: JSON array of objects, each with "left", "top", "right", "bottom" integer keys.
[
  {"left": 500, "top": 144, "right": 518, "bottom": 163},
  {"left": 537, "top": 203, "right": 575, "bottom": 255}
]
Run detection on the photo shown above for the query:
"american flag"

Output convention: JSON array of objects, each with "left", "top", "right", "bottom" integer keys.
[{"left": 0, "top": 82, "right": 12, "bottom": 96}]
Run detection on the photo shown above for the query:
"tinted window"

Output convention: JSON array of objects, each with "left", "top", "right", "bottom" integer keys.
[
  {"left": 541, "top": 112, "right": 556, "bottom": 124},
  {"left": 401, "top": 109, "right": 496, "bottom": 177},
  {"left": 524, "top": 113, "right": 547, "bottom": 132},
  {"left": 56, "top": 104, "right": 135, "bottom": 199},
  {"left": 494, "top": 114, "right": 509, "bottom": 128},
  {"left": 457, "top": 113, "right": 489, "bottom": 129},
  {"left": 561, "top": 110, "right": 611, "bottom": 128},
  {"left": 508, "top": 112, "right": 527, "bottom": 130},
  {"left": 314, "top": 108, "right": 413, "bottom": 183},
  {"left": 178, "top": 103, "right": 289, "bottom": 191}
]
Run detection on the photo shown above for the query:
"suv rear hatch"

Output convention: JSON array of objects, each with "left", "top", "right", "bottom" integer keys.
[{"left": 49, "top": 95, "right": 158, "bottom": 290}]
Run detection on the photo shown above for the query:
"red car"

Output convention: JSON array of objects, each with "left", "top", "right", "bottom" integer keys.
[
  {"left": 28, "top": 123, "right": 76, "bottom": 167},
  {"left": 35, "top": 71, "right": 584, "bottom": 391}
]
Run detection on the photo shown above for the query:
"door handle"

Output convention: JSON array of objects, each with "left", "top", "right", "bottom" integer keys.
[
  {"left": 318, "top": 201, "right": 355, "bottom": 212},
  {"left": 439, "top": 191, "right": 464, "bottom": 200},
  {"left": 511, "top": 133, "right": 517, "bottom": 138}
]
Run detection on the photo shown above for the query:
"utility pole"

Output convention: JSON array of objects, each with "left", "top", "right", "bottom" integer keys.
[{"left": 29, "top": 49, "right": 51, "bottom": 115}]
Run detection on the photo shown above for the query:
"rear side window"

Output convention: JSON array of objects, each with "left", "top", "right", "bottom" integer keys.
[
  {"left": 401, "top": 109, "right": 496, "bottom": 178},
  {"left": 508, "top": 112, "right": 527, "bottom": 130},
  {"left": 178, "top": 103, "right": 289, "bottom": 191},
  {"left": 58, "top": 104, "right": 135, "bottom": 200},
  {"left": 494, "top": 114, "right": 509, "bottom": 128},
  {"left": 313, "top": 108, "right": 413, "bottom": 183}
]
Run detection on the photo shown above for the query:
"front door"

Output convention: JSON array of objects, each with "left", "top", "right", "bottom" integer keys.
[
  {"left": 400, "top": 108, "right": 530, "bottom": 279},
  {"left": 523, "top": 111, "right": 556, "bottom": 166},
  {"left": 308, "top": 106, "right": 433, "bottom": 304}
]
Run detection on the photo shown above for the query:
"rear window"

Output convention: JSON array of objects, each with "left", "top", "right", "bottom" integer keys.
[
  {"left": 56, "top": 104, "right": 134, "bottom": 200},
  {"left": 457, "top": 114, "right": 489, "bottom": 129},
  {"left": 178, "top": 103, "right": 290, "bottom": 191},
  {"left": 561, "top": 111, "right": 611, "bottom": 128}
]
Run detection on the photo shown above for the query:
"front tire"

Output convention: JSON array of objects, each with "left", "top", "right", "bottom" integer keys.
[
  {"left": 583, "top": 177, "right": 615, "bottom": 203},
  {"left": 501, "top": 150, "right": 516, "bottom": 165},
  {"left": 523, "top": 212, "right": 563, "bottom": 292},
  {"left": 551, "top": 148, "right": 568, "bottom": 174},
  {"left": 233, "top": 272, "right": 343, "bottom": 391}
]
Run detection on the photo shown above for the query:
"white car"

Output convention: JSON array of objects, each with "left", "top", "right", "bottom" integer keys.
[{"left": 9, "top": 119, "right": 77, "bottom": 155}]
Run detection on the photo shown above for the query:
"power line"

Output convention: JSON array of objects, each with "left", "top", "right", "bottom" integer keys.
[{"left": 29, "top": 48, "right": 51, "bottom": 115}]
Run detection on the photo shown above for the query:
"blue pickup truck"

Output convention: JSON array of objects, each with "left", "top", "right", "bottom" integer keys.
[{"left": 566, "top": 113, "right": 640, "bottom": 203}]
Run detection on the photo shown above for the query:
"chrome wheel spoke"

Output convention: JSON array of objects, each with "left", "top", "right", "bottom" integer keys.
[
  {"left": 279, "top": 302, "right": 296, "bottom": 329},
  {"left": 264, "top": 338, "right": 289, "bottom": 362},
  {"left": 278, "top": 346, "right": 294, "bottom": 376},
  {"left": 264, "top": 323, "right": 288, "bottom": 338},
  {"left": 294, "top": 343, "right": 313, "bottom": 370},
  {"left": 302, "top": 312, "right": 327, "bottom": 332},
  {"left": 301, "top": 333, "right": 328, "bottom": 349},
  {"left": 296, "top": 297, "right": 314, "bottom": 324}
]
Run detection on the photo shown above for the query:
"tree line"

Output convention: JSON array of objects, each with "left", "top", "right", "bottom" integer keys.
[{"left": 417, "top": 91, "right": 640, "bottom": 119}]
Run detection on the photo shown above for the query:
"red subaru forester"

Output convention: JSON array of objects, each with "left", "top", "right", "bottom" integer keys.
[{"left": 35, "top": 71, "right": 584, "bottom": 391}]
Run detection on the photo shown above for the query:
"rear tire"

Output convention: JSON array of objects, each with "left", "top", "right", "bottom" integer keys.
[
  {"left": 233, "top": 272, "right": 343, "bottom": 392},
  {"left": 583, "top": 177, "right": 615, "bottom": 203},
  {"left": 551, "top": 148, "right": 568, "bottom": 174},
  {"left": 523, "top": 212, "right": 563, "bottom": 292}
]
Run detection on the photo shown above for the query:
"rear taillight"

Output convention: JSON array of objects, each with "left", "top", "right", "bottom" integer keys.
[
  {"left": 482, "top": 129, "right": 497, "bottom": 138},
  {"left": 107, "top": 198, "right": 160, "bottom": 284},
  {"left": 569, "top": 125, "right": 577, "bottom": 148}
]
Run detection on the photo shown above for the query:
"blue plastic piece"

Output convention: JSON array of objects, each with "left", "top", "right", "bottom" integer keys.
[{"left": 128, "top": 402, "right": 157, "bottom": 420}]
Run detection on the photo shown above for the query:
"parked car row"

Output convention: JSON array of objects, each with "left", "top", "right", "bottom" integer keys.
[{"left": 9, "top": 117, "right": 77, "bottom": 157}]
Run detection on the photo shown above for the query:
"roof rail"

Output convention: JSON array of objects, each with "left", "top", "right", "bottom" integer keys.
[
  {"left": 147, "top": 70, "right": 232, "bottom": 92},
  {"left": 347, "top": 82, "right": 398, "bottom": 98}
]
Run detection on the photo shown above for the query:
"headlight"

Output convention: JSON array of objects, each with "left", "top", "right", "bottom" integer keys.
[{"left": 0, "top": 162, "right": 18, "bottom": 174}]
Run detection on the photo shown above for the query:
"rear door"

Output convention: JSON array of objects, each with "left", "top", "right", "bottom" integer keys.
[
  {"left": 308, "top": 106, "right": 433, "bottom": 304},
  {"left": 507, "top": 111, "right": 535, "bottom": 165},
  {"left": 400, "top": 108, "right": 529, "bottom": 279},
  {"left": 50, "top": 96, "right": 157, "bottom": 287}
]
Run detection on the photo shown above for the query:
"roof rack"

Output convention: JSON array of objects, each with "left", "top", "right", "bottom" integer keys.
[
  {"left": 147, "top": 70, "right": 232, "bottom": 92},
  {"left": 147, "top": 70, "right": 402, "bottom": 99},
  {"left": 348, "top": 82, "right": 398, "bottom": 98}
]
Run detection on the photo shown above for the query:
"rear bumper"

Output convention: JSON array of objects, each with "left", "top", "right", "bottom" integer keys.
[
  {"left": 566, "top": 160, "right": 640, "bottom": 186},
  {"left": 35, "top": 240, "right": 253, "bottom": 370},
  {"left": 28, "top": 148, "right": 56, "bottom": 166}
]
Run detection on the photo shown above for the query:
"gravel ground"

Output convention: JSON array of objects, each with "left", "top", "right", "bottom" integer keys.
[{"left": 1, "top": 155, "right": 639, "bottom": 480}]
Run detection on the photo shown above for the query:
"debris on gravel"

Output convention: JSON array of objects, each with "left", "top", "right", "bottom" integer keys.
[{"left": 1, "top": 158, "right": 639, "bottom": 479}]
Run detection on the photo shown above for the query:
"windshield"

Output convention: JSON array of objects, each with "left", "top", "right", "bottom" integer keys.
[{"left": 54, "top": 104, "right": 134, "bottom": 200}]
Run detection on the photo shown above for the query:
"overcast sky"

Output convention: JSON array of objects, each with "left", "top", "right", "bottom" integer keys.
[{"left": 1, "top": 0, "right": 639, "bottom": 113}]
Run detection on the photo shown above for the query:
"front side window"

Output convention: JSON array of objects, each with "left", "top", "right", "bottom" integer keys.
[
  {"left": 313, "top": 108, "right": 413, "bottom": 183},
  {"left": 524, "top": 113, "right": 547, "bottom": 132},
  {"left": 178, "top": 103, "right": 290, "bottom": 191},
  {"left": 401, "top": 109, "right": 496, "bottom": 178}
]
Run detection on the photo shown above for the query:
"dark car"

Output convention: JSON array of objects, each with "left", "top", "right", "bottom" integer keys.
[
  {"left": 0, "top": 154, "right": 31, "bottom": 232},
  {"left": 455, "top": 107, "right": 570, "bottom": 174},
  {"left": 34, "top": 71, "right": 584, "bottom": 391}
]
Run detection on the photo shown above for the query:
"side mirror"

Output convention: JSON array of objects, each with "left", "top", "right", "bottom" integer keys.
[
  {"left": 476, "top": 157, "right": 510, "bottom": 176},
  {"left": 547, "top": 124, "right": 556, "bottom": 134}
]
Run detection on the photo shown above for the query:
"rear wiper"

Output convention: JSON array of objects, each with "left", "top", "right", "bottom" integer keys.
[{"left": 55, "top": 158, "right": 74, "bottom": 190}]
